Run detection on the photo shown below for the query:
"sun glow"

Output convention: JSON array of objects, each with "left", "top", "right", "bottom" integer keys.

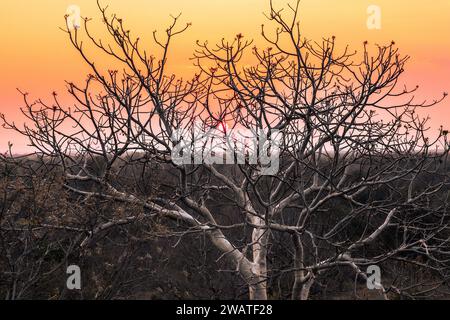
[{"left": 0, "top": 0, "right": 449, "bottom": 152}]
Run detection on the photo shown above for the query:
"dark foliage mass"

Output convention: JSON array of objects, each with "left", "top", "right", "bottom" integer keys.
[
  {"left": 0, "top": 158, "right": 449, "bottom": 300},
  {"left": 1, "top": 0, "right": 450, "bottom": 300}
]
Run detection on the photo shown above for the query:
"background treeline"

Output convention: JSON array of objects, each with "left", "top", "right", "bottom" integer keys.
[{"left": 0, "top": 156, "right": 449, "bottom": 300}]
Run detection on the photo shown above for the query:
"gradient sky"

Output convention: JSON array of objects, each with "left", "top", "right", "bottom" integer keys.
[{"left": 1, "top": 0, "right": 449, "bottom": 152}]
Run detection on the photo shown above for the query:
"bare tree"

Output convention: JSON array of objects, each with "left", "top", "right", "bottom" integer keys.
[{"left": 1, "top": 0, "right": 449, "bottom": 300}]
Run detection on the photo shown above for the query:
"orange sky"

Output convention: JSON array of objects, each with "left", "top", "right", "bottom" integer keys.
[{"left": 0, "top": 0, "right": 449, "bottom": 152}]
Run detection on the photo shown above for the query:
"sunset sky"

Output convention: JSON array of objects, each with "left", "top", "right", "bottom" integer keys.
[{"left": 1, "top": 0, "right": 449, "bottom": 152}]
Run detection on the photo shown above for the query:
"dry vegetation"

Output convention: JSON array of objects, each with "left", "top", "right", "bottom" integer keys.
[{"left": 1, "top": 0, "right": 450, "bottom": 300}]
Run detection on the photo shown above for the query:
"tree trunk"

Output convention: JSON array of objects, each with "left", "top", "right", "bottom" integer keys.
[
  {"left": 291, "top": 234, "right": 314, "bottom": 300},
  {"left": 249, "top": 215, "right": 269, "bottom": 300},
  {"left": 207, "top": 228, "right": 267, "bottom": 300}
]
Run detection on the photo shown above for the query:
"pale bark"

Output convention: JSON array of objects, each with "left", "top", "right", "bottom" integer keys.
[
  {"left": 291, "top": 234, "right": 314, "bottom": 300},
  {"left": 208, "top": 228, "right": 266, "bottom": 300},
  {"left": 249, "top": 215, "right": 269, "bottom": 300}
]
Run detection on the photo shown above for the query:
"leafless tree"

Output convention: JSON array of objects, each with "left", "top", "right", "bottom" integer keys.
[{"left": 1, "top": 0, "right": 449, "bottom": 300}]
